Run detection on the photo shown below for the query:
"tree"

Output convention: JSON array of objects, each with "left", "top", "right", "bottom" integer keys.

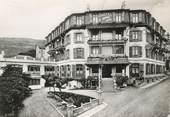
[
  {"left": 18, "top": 49, "right": 36, "bottom": 58},
  {"left": 0, "top": 64, "right": 31, "bottom": 117},
  {"left": 42, "top": 74, "right": 67, "bottom": 92}
]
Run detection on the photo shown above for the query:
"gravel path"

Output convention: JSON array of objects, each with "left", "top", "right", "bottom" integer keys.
[{"left": 19, "top": 89, "right": 63, "bottom": 117}]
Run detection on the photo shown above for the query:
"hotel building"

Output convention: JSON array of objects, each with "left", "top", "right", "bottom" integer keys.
[{"left": 45, "top": 9, "right": 169, "bottom": 81}]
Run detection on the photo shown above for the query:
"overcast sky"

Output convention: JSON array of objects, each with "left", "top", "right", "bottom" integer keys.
[{"left": 0, "top": 0, "right": 170, "bottom": 40}]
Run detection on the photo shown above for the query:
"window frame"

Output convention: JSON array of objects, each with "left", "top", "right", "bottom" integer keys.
[{"left": 74, "top": 32, "right": 84, "bottom": 43}]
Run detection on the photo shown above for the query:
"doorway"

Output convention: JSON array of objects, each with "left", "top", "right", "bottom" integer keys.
[{"left": 102, "top": 65, "right": 112, "bottom": 78}]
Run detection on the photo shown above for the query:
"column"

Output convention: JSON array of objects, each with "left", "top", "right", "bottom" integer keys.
[
  {"left": 125, "top": 65, "right": 129, "bottom": 77},
  {"left": 67, "top": 104, "right": 75, "bottom": 117},
  {"left": 40, "top": 65, "right": 45, "bottom": 75},
  {"left": 97, "top": 65, "right": 103, "bottom": 104},
  {"left": 22, "top": 64, "right": 28, "bottom": 73},
  {"left": 112, "top": 66, "right": 117, "bottom": 91}
]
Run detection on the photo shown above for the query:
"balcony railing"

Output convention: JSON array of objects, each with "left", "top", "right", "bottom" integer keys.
[
  {"left": 54, "top": 44, "right": 65, "bottom": 51},
  {"left": 86, "top": 55, "right": 129, "bottom": 65},
  {"left": 88, "top": 38, "right": 127, "bottom": 44}
]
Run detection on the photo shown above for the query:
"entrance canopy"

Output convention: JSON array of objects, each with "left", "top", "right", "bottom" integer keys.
[{"left": 86, "top": 56, "right": 129, "bottom": 66}]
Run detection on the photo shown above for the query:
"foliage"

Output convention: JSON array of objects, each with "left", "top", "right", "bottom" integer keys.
[
  {"left": 80, "top": 76, "right": 98, "bottom": 89},
  {"left": 52, "top": 91, "right": 94, "bottom": 107},
  {"left": 0, "top": 64, "right": 31, "bottom": 116},
  {"left": 18, "top": 49, "right": 36, "bottom": 58},
  {"left": 116, "top": 76, "right": 128, "bottom": 87},
  {"left": 43, "top": 74, "right": 67, "bottom": 92}
]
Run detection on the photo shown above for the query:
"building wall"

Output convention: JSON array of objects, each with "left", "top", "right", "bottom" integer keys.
[{"left": 45, "top": 9, "right": 168, "bottom": 80}]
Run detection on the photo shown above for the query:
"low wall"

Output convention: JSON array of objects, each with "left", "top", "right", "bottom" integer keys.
[{"left": 72, "top": 98, "right": 99, "bottom": 117}]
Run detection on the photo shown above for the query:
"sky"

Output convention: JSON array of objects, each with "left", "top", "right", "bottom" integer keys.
[{"left": 0, "top": 0, "right": 170, "bottom": 40}]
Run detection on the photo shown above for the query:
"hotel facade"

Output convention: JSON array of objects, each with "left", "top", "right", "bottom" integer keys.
[{"left": 45, "top": 9, "right": 169, "bottom": 81}]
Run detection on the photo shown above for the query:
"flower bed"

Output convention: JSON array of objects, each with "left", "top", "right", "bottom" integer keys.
[
  {"left": 47, "top": 91, "right": 98, "bottom": 117},
  {"left": 51, "top": 91, "right": 94, "bottom": 107}
]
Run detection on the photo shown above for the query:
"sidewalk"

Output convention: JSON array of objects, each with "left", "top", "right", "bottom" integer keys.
[{"left": 140, "top": 76, "right": 169, "bottom": 89}]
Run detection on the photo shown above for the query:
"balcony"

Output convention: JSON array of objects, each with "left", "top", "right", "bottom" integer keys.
[
  {"left": 86, "top": 55, "right": 129, "bottom": 65},
  {"left": 54, "top": 44, "right": 65, "bottom": 51},
  {"left": 88, "top": 38, "right": 127, "bottom": 45},
  {"left": 48, "top": 48, "right": 56, "bottom": 54}
]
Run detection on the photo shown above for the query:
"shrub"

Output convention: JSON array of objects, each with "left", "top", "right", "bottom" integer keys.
[
  {"left": 0, "top": 64, "right": 31, "bottom": 117},
  {"left": 53, "top": 92, "right": 94, "bottom": 107},
  {"left": 116, "top": 76, "right": 128, "bottom": 87}
]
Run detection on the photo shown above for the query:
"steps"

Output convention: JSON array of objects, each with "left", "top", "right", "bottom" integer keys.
[{"left": 102, "top": 78, "right": 114, "bottom": 92}]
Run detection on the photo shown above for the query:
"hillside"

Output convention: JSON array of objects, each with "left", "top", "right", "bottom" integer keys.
[{"left": 0, "top": 37, "right": 46, "bottom": 57}]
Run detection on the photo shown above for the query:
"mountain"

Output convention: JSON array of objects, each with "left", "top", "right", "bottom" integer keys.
[{"left": 0, "top": 37, "right": 46, "bottom": 57}]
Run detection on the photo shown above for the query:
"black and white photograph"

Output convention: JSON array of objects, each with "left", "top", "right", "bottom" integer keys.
[{"left": 0, "top": 0, "right": 170, "bottom": 117}]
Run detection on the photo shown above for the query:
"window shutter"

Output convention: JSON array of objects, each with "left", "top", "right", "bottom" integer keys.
[
  {"left": 82, "top": 33, "right": 84, "bottom": 43},
  {"left": 82, "top": 48, "right": 84, "bottom": 58},
  {"left": 74, "top": 34, "right": 76, "bottom": 43},
  {"left": 139, "top": 46, "right": 142, "bottom": 57},
  {"left": 82, "top": 65, "right": 85, "bottom": 78},
  {"left": 99, "top": 46, "right": 102, "bottom": 54},
  {"left": 129, "top": 47, "right": 132, "bottom": 57},
  {"left": 112, "top": 12, "right": 116, "bottom": 23},
  {"left": 73, "top": 48, "right": 77, "bottom": 59},
  {"left": 112, "top": 31, "right": 116, "bottom": 40},
  {"left": 72, "top": 65, "right": 76, "bottom": 78},
  {"left": 64, "top": 65, "right": 66, "bottom": 77},
  {"left": 60, "top": 66, "right": 62, "bottom": 77},
  {"left": 129, "top": 31, "right": 132, "bottom": 41},
  {"left": 138, "top": 31, "right": 142, "bottom": 41},
  {"left": 139, "top": 63, "right": 144, "bottom": 72}
]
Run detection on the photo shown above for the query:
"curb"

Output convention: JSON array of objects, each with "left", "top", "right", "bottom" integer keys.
[
  {"left": 77, "top": 102, "right": 108, "bottom": 117},
  {"left": 45, "top": 97, "right": 65, "bottom": 117},
  {"left": 140, "top": 77, "right": 168, "bottom": 89}
]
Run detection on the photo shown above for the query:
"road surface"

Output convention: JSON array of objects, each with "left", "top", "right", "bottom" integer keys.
[{"left": 92, "top": 78, "right": 170, "bottom": 117}]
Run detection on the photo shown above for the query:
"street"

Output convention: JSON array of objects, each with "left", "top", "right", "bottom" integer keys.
[{"left": 92, "top": 78, "right": 170, "bottom": 117}]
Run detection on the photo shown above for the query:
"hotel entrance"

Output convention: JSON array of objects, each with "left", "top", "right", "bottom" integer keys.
[
  {"left": 89, "top": 64, "right": 127, "bottom": 78},
  {"left": 102, "top": 64, "right": 112, "bottom": 78}
]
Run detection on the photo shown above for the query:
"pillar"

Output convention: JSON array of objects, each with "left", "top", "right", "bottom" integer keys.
[
  {"left": 126, "top": 65, "right": 130, "bottom": 78},
  {"left": 112, "top": 66, "right": 117, "bottom": 91},
  {"left": 22, "top": 64, "right": 28, "bottom": 73},
  {"left": 67, "top": 104, "right": 75, "bottom": 117},
  {"left": 40, "top": 65, "right": 45, "bottom": 75},
  {"left": 97, "top": 65, "right": 103, "bottom": 104}
]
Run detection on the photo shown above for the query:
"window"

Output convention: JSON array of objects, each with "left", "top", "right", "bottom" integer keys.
[
  {"left": 76, "top": 64, "right": 84, "bottom": 76},
  {"left": 130, "top": 31, "right": 142, "bottom": 42},
  {"left": 146, "top": 48, "right": 151, "bottom": 58},
  {"left": 115, "top": 13, "right": 122, "bottom": 23},
  {"left": 65, "top": 35, "right": 71, "bottom": 45},
  {"left": 74, "top": 48, "right": 84, "bottom": 59},
  {"left": 66, "top": 65, "right": 71, "bottom": 77},
  {"left": 65, "top": 49, "right": 70, "bottom": 59},
  {"left": 92, "top": 14, "right": 98, "bottom": 24},
  {"left": 146, "top": 32, "right": 153, "bottom": 43},
  {"left": 130, "top": 64, "right": 139, "bottom": 77},
  {"left": 74, "top": 33, "right": 83, "bottom": 43},
  {"left": 60, "top": 65, "right": 66, "bottom": 77},
  {"left": 91, "top": 46, "right": 100, "bottom": 55},
  {"left": 29, "top": 79, "right": 40, "bottom": 85},
  {"left": 113, "top": 45, "right": 124, "bottom": 54},
  {"left": 129, "top": 46, "right": 142, "bottom": 57},
  {"left": 56, "top": 66, "right": 60, "bottom": 76},
  {"left": 131, "top": 13, "right": 139, "bottom": 23},
  {"left": 76, "top": 16, "right": 84, "bottom": 25}
]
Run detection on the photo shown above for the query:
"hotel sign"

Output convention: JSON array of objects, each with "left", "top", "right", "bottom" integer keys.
[{"left": 99, "top": 13, "right": 112, "bottom": 23}]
